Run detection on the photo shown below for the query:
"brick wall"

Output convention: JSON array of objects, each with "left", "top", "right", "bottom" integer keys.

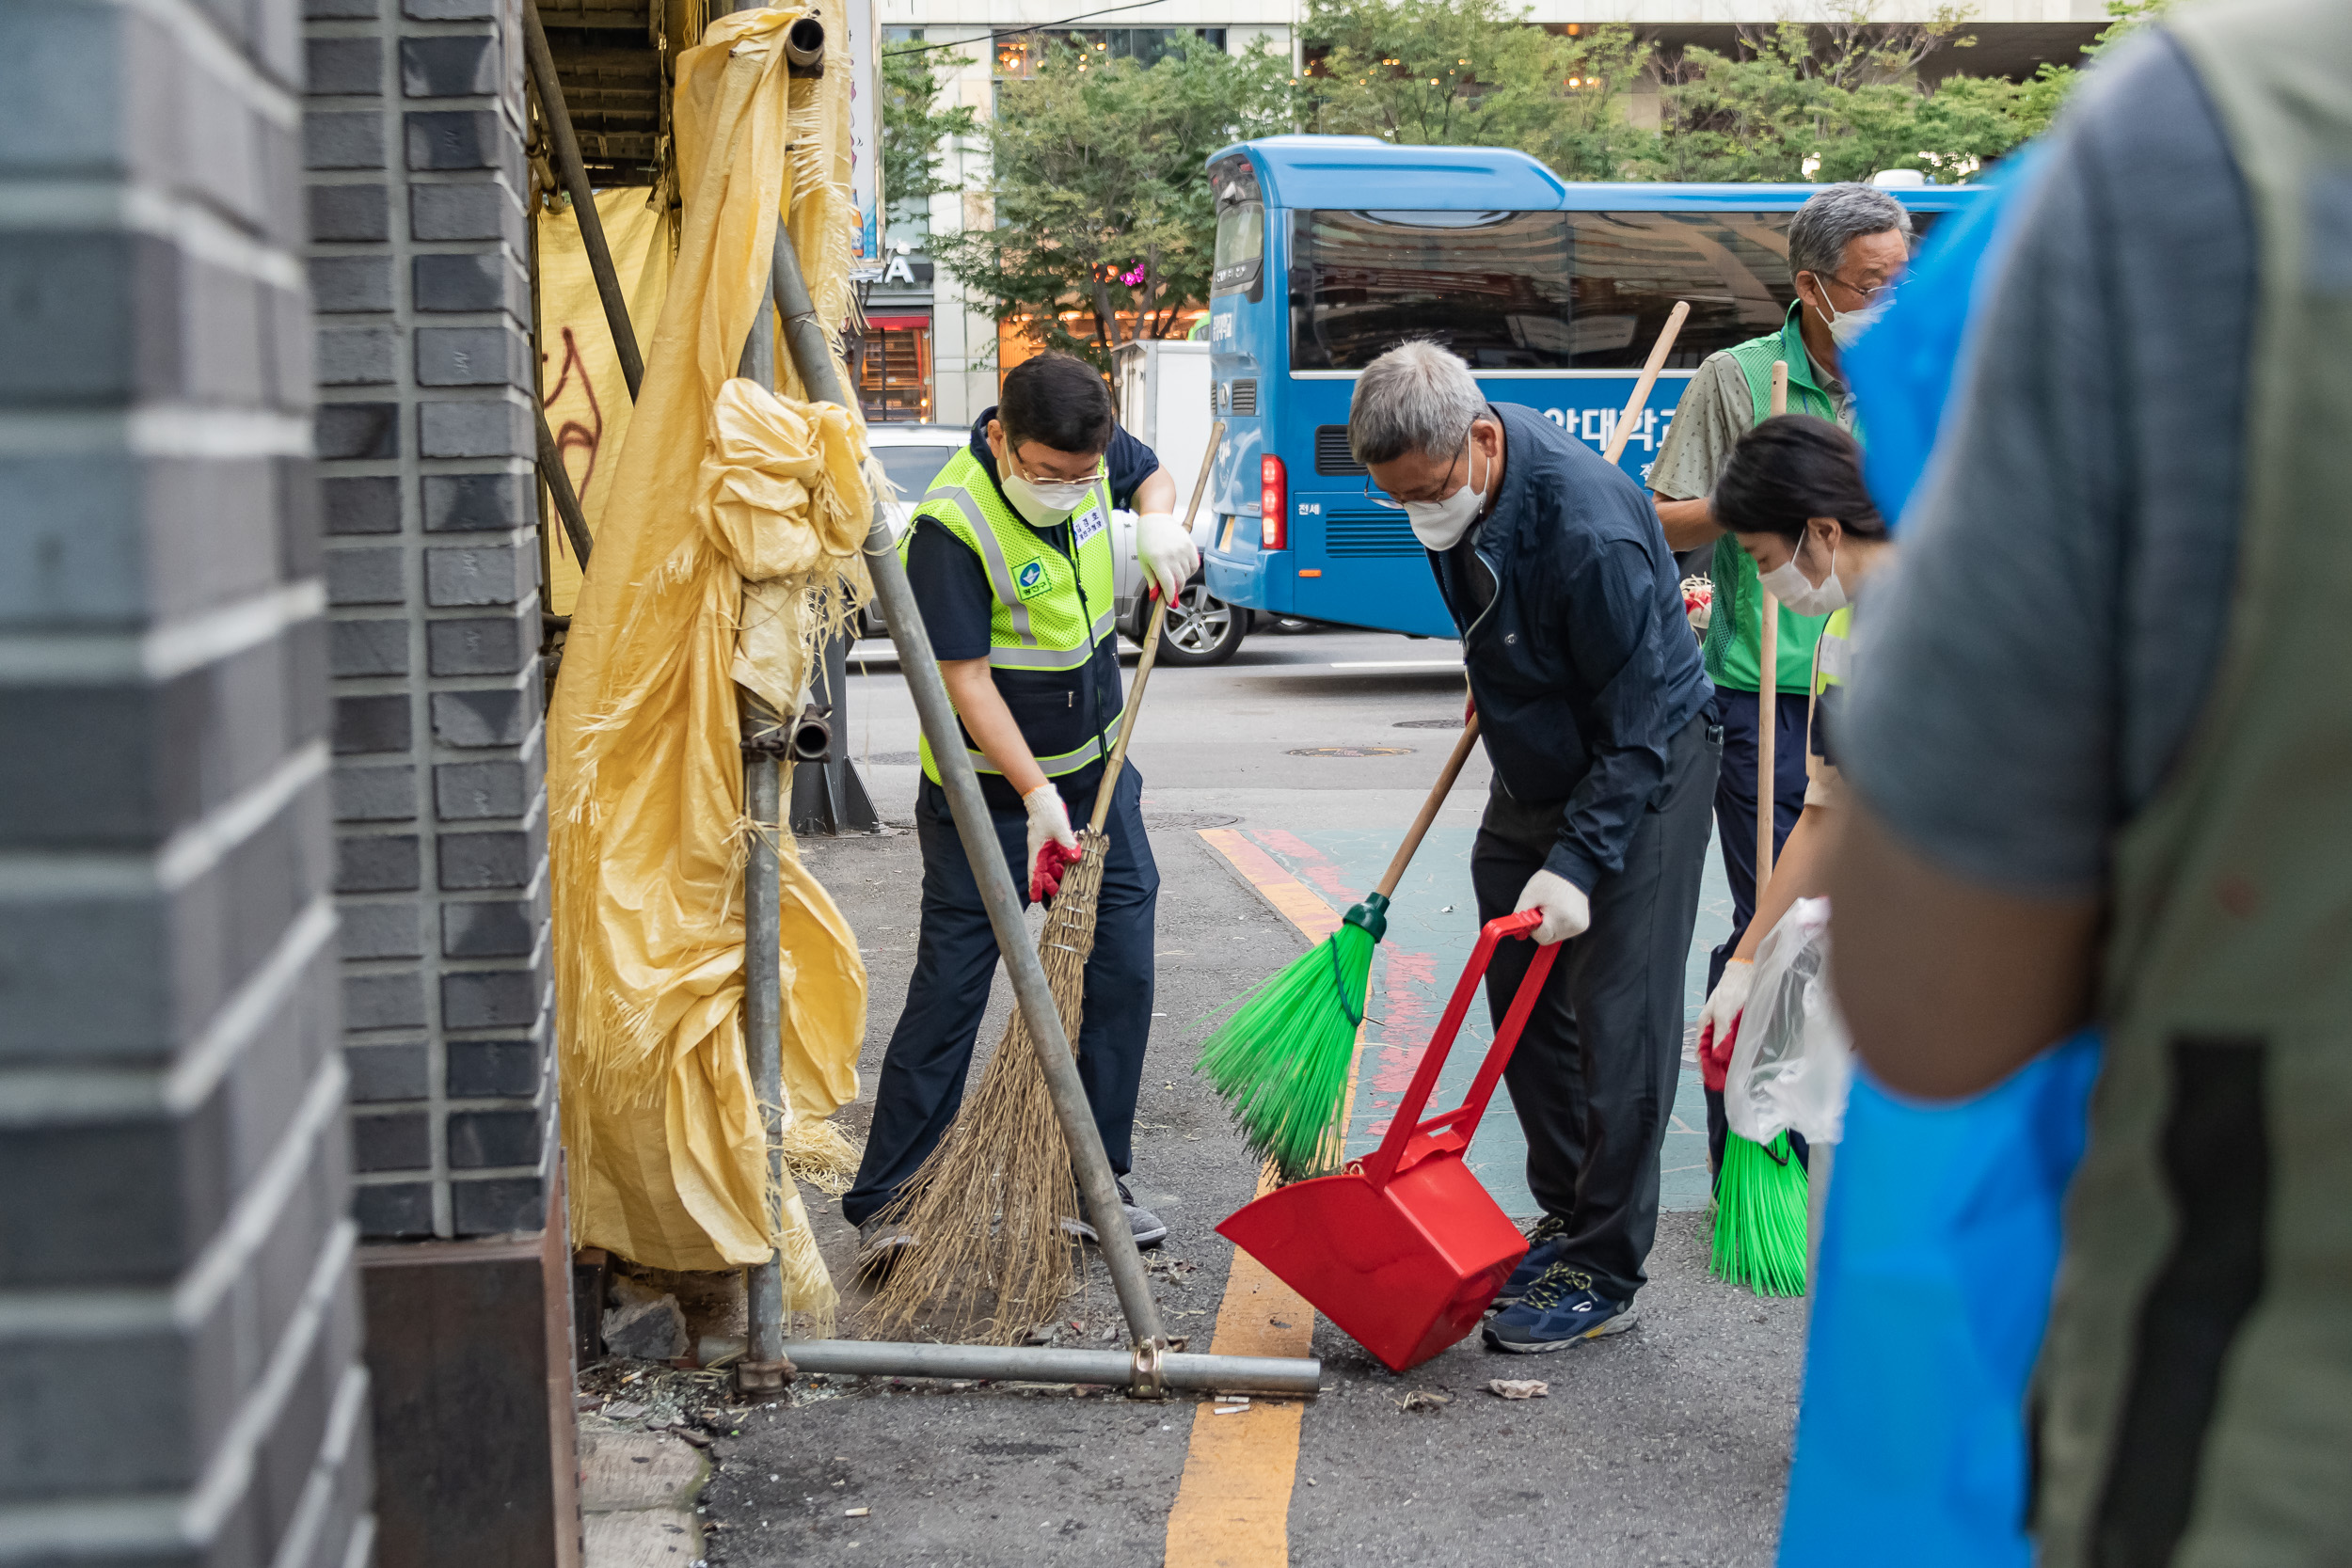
[
  {"left": 304, "top": 0, "right": 555, "bottom": 1244},
  {"left": 0, "top": 0, "right": 374, "bottom": 1563}
]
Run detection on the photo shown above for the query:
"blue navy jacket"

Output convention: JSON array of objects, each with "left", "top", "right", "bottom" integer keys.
[{"left": 1430, "top": 403, "right": 1713, "bottom": 892}]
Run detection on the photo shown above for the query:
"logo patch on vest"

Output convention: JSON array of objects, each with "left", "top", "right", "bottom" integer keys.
[
  {"left": 1014, "top": 558, "right": 1051, "bottom": 600},
  {"left": 1072, "top": 500, "right": 1107, "bottom": 546}
]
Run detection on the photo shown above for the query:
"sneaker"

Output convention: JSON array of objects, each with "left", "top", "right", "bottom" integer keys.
[
  {"left": 1061, "top": 1180, "right": 1169, "bottom": 1249},
  {"left": 1491, "top": 1213, "right": 1572, "bottom": 1309},
  {"left": 1482, "top": 1261, "right": 1636, "bottom": 1354},
  {"left": 854, "top": 1217, "right": 917, "bottom": 1280}
]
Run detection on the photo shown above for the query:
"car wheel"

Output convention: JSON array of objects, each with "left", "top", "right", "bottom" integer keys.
[{"left": 1154, "top": 582, "right": 1247, "bottom": 667}]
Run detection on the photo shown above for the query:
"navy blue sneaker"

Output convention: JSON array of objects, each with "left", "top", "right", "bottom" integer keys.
[
  {"left": 1482, "top": 1262, "right": 1636, "bottom": 1353},
  {"left": 1491, "top": 1214, "right": 1571, "bottom": 1309}
]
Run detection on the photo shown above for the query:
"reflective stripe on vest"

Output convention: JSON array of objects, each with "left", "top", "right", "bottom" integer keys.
[
  {"left": 1813, "top": 606, "right": 1853, "bottom": 693},
  {"left": 951, "top": 710, "right": 1127, "bottom": 778}
]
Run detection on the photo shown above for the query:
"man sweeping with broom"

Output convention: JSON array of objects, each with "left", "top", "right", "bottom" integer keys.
[
  {"left": 843, "top": 352, "right": 1194, "bottom": 1272},
  {"left": 1352, "top": 342, "right": 1718, "bottom": 1353}
]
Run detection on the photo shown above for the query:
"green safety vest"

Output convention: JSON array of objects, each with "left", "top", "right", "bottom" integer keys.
[
  {"left": 2033, "top": 8, "right": 2352, "bottom": 1562},
  {"left": 1699, "top": 304, "right": 1841, "bottom": 695},
  {"left": 899, "top": 446, "right": 1122, "bottom": 785}
]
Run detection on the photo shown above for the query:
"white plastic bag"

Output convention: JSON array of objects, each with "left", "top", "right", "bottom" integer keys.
[{"left": 1724, "top": 897, "right": 1853, "bottom": 1147}]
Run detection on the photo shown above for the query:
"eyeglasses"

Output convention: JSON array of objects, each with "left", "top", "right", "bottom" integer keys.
[
  {"left": 1813, "top": 270, "right": 1901, "bottom": 306},
  {"left": 1361, "top": 420, "right": 1476, "bottom": 511}
]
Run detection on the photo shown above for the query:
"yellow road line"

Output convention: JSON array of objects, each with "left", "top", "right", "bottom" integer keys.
[{"left": 1165, "top": 829, "right": 1367, "bottom": 1567}]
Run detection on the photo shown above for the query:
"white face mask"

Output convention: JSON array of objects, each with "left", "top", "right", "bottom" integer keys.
[
  {"left": 1403, "top": 438, "right": 1489, "bottom": 550},
  {"left": 1814, "top": 292, "right": 1892, "bottom": 351},
  {"left": 1756, "top": 534, "right": 1849, "bottom": 616},
  {"left": 1000, "top": 463, "right": 1097, "bottom": 528}
]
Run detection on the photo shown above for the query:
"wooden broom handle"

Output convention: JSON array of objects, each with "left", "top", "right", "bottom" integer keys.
[
  {"left": 1601, "top": 300, "right": 1690, "bottom": 466},
  {"left": 1755, "top": 360, "right": 1788, "bottom": 907},
  {"left": 1372, "top": 712, "right": 1482, "bottom": 901},
  {"left": 1087, "top": 420, "right": 1227, "bottom": 834}
]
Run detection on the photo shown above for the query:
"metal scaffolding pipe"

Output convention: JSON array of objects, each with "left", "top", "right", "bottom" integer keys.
[
  {"left": 764, "top": 220, "right": 1171, "bottom": 1354},
  {"left": 738, "top": 705, "right": 790, "bottom": 1393},
  {"left": 522, "top": 0, "right": 644, "bottom": 400},
  {"left": 534, "top": 404, "right": 595, "bottom": 567},
  {"left": 779, "top": 1338, "right": 1324, "bottom": 1397}
]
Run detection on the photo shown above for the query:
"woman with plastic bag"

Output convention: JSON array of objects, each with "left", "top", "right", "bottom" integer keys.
[{"left": 1689, "top": 415, "right": 1893, "bottom": 1165}]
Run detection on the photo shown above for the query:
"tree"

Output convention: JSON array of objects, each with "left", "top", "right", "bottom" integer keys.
[
  {"left": 881, "top": 41, "right": 978, "bottom": 230},
  {"left": 934, "top": 35, "right": 1293, "bottom": 371}
]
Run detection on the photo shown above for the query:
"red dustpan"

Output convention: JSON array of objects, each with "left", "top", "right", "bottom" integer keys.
[{"left": 1217, "top": 911, "right": 1561, "bottom": 1372}]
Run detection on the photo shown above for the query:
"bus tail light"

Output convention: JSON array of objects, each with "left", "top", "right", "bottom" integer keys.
[{"left": 1260, "top": 454, "right": 1287, "bottom": 549}]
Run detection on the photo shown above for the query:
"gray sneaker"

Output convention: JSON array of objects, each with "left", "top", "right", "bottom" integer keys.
[
  {"left": 854, "top": 1217, "right": 917, "bottom": 1279},
  {"left": 1061, "top": 1180, "right": 1169, "bottom": 1249}
]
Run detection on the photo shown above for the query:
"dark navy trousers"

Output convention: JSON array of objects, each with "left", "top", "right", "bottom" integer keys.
[{"left": 842, "top": 767, "right": 1158, "bottom": 1227}]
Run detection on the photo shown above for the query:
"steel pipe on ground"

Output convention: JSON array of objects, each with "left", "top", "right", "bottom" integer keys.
[{"left": 778, "top": 1339, "right": 1324, "bottom": 1397}]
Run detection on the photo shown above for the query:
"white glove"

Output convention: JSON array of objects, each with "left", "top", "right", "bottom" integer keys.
[
  {"left": 1514, "top": 868, "right": 1591, "bottom": 945},
  {"left": 1136, "top": 511, "right": 1200, "bottom": 602},
  {"left": 1698, "top": 958, "right": 1753, "bottom": 1045},
  {"left": 1022, "top": 784, "right": 1081, "bottom": 900}
]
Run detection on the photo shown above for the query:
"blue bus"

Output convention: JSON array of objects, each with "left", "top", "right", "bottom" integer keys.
[{"left": 1198, "top": 136, "right": 1986, "bottom": 638}]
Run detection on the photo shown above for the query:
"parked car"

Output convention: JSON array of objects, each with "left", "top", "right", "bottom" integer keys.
[{"left": 860, "top": 421, "right": 1247, "bottom": 665}]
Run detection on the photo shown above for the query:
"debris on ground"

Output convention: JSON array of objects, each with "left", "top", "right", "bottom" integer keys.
[
  {"left": 603, "top": 1276, "right": 690, "bottom": 1361},
  {"left": 1486, "top": 1379, "right": 1549, "bottom": 1400},
  {"left": 1395, "top": 1390, "right": 1454, "bottom": 1413}
]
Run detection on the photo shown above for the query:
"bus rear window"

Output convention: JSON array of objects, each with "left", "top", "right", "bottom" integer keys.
[
  {"left": 1213, "top": 203, "right": 1263, "bottom": 296},
  {"left": 1288, "top": 208, "right": 1933, "bottom": 372}
]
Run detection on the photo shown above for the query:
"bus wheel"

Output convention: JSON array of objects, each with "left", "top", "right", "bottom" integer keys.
[{"left": 1155, "top": 582, "right": 1247, "bottom": 668}]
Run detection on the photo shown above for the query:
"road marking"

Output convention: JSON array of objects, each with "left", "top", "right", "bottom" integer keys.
[
  {"left": 1165, "top": 831, "right": 1364, "bottom": 1567},
  {"left": 1328, "top": 658, "right": 1463, "bottom": 670}
]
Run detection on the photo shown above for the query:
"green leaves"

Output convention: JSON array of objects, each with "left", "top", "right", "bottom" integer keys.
[{"left": 882, "top": 45, "right": 978, "bottom": 222}]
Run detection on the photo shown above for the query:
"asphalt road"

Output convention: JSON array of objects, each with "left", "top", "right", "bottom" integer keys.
[{"left": 699, "top": 624, "right": 1801, "bottom": 1567}]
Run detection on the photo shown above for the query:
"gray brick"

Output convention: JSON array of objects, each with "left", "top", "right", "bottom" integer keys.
[
  {"left": 350, "top": 1111, "right": 430, "bottom": 1172},
  {"left": 325, "top": 545, "right": 403, "bottom": 606},
  {"left": 413, "top": 251, "right": 504, "bottom": 313},
  {"left": 441, "top": 965, "right": 543, "bottom": 1030},
  {"left": 0, "top": 234, "right": 142, "bottom": 404},
  {"left": 316, "top": 325, "right": 396, "bottom": 386},
  {"left": 353, "top": 1182, "right": 434, "bottom": 1238},
  {"left": 405, "top": 109, "right": 510, "bottom": 171},
  {"left": 310, "top": 256, "right": 393, "bottom": 314},
  {"left": 434, "top": 757, "right": 531, "bottom": 820},
  {"left": 315, "top": 402, "right": 398, "bottom": 459},
  {"left": 310, "top": 0, "right": 381, "bottom": 13},
  {"left": 336, "top": 833, "right": 419, "bottom": 893},
  {"left": 415, "top": 325, "right": 520, "bottom": 388},
  {"left": 401, "top": 35, "right": 501, "bottom": 99},
  {"left": 430, "top": 687, "right": 531, "bottom": 748},
  {"left": 419, "top": 397, "right": 527, "bottom": 459},
  {"left": 346, "top": 1040, "right": 428, "bottom": 1101},
  {"left": 339, "top": 901, "right": 423, "bottom": 960},
  {"left": 322, "top": 474, "right": 401, "bottom": 535},
  {"left": 426, "top": 611, "right": 530, "bottom": 676},
  {"left": 448, "top": 1109, "right": 539, "bottom": 1168},
  {"left": 452, "top": 1174, "right": 545, "bottom": 1236},
  {"left": 304, "top": 111, "right": 387, "bottom": 170},
  {"left": 307, "top": 183, "right": 389, "bottom": 243},
  {"left": 422, "top": 469, "right": 529, "bottom": 531},
  {"left": 343, "top": 969, "right": 426, "bottom": 1031},
  {"left": 405, "top": 0, "right": 496, "bottom": 16},
  {"left": 441, "top": 898, "right": 534, "bottom": 958},
  {"left": 424, "top": 541, "right": 528, "bottom": 607},
  {"left": 408, "top": 183, "right": 517, "bottom": 244},
  {"left": 332, "top": 693, "right": 411, "bottom": 755},
  {"left": 437, "top": 827, "right": 536, "bottom": 891},
  {"left": 332, "top": 763, "right": 416, "bottom": 821},
  {"left": 307, "top": 37, "right": 383, "bottom": 95},
  {"left": 447, "top": 1039, "right": 542, "bottom": 1098},
  {"left": 329, "top": 617, "right": 408, "bottom": 676}
]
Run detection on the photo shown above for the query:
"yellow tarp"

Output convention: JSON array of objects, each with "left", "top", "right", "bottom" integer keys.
[
  {"left": 548, "top": 6, "right": 871, "bottom": 1321},
  {"left": 537, "top": 191, "right": 673, "bottom": 619}
]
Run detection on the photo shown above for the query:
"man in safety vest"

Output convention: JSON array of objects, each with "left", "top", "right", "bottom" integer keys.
[
  {"left": 844, "top": 352, "right": 1192, "bottom": 1271},
  {"left": 1830, "top": 5, "right": 2352, "bottom": 1559},
  {"left": 1645, "top": 181, "right": 1915, "bottom": 1177}
]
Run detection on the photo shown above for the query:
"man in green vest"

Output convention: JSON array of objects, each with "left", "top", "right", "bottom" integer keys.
[
  {"left": 844, "top": 351, "right": 1190, "bottom": 1269},
  {"left": 1645, "top": 181, "right": 1915, "bottom": 1175},
  {"left": 1828, "top": 4, "right": 2352, "bottom": 1559}
]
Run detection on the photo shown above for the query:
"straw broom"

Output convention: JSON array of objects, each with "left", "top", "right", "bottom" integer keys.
[
  {"left": 863, "top": 429, "right": 1222, "bottom": 1343},
  {"left": 1709, "top": 358, "right": 1811, "bottom": 1298},
  {"left": 1198, "top": 301, "right": 1694, "bottom": 1184}
]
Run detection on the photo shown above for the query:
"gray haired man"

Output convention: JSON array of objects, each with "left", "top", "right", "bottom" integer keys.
[
  {"left": 1645, "top": 182, "right": 1915, "bottom": 1179},
  {"left": 1353, "top": 341, "right": 1718, "bottom": 1352}
]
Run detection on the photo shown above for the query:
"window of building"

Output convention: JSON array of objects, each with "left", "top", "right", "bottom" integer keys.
[
  {"left": 995, "top": 28, "right": 1227, "bottom": 76},
  {"left": 857, "top": 317, "right": 933, "bottom": 422}
]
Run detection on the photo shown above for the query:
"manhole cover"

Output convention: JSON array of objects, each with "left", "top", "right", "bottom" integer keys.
[
  {"left": 1393, "top": 718, "right": 1466, "bottom": 730},
  {"left": 866, "top": 751, "right": 922, "bottom": 766},
  {"left": 1286, "top": 746, "right": 1416, "bottom": 758},
  {"left": 1145, "top": 813, "right": 1241, "bottom": 830}
]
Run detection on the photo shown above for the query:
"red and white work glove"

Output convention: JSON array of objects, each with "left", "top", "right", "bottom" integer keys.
[
  {"left": 1696, "top": 957, "right": 1753, "bottom": 1093},
  {"left": 1514, "top": 869, "right": 1591, "bottom": 945},
  {"left": 1136, "top": 511, "right": 1199, "bottom": 602},
  {"left": 1023, "top": 784, "right": 1082, "bottom": 901}
]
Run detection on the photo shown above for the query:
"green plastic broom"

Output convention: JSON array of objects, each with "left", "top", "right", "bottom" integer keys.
[{"left": 1198, "top": 717, "right": 1483, "bottom": 1181}]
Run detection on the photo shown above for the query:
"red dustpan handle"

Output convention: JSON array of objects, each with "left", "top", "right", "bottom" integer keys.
[{"left": 1359, "top": 910, "right": 1559, "bottom": 1191}]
